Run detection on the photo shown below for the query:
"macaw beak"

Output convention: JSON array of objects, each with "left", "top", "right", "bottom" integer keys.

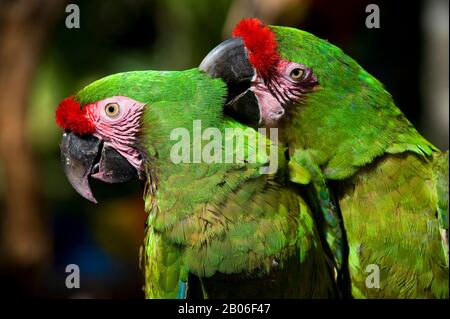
[
  {"left": 199, "top": 37, "right": 261, "bottom": 126},
  {"left": 60, "top": 131, "right": 138, "bottom": 203}
]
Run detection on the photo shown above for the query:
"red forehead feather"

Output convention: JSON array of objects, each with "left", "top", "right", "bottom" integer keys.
[
  {"left": 232, "top": 18, "right": 280, "bottom": 77},
  {"left": 55, "top": 96, "right": 95, "bottom": 135}
]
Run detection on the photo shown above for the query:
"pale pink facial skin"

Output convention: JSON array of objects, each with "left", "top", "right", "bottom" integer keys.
[
  {"left": 249, "top": 60, "right": 318, "bottom": 126},
  {"left": 84, "top": 96, "right": 146, "bottom": 172}
]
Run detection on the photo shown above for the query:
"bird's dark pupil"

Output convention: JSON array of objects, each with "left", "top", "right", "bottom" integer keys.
[
  {"left": 292, "top": 69, "right": 301, "bottom": 77},
  {"left": 108, "top": 106, "right": 115, "bottom": 113}
]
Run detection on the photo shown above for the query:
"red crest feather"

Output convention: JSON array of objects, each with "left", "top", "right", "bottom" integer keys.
[
  {"left": 232, "top": 18, "right": 280, "bottom": 78},
  {"left": 55, "top": 96, "right": 95, "bottom": 135}
]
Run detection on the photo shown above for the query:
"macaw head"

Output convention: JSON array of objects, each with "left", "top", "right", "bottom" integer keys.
[
  {"left": 55, "top": 70, "right": 225, "bottom": 203},
  {"left": 56, "top": 94, "right": 145, "bottom": 203},
  {"left": 200, "top": 18, "right": 321, "bottom": 127}
]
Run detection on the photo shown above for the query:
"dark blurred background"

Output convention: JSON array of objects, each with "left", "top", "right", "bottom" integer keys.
[{"left": 0, "top": 0, "right": 448, "bottom": 298}]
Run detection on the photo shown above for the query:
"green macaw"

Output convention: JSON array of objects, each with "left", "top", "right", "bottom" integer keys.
[
  {"left": 200, "top": 18, "right": 449, "bottom": 298},
  {"left": 55, "top": 69, "right": 340, "bottom": 298}
]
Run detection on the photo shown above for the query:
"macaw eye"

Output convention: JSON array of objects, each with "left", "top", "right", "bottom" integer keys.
[
  {"left": 290, "top": 68, "right": 304, "bottom": 81},
  {"left": 105, "top": 103, "right": 120, "bottom": 118}
]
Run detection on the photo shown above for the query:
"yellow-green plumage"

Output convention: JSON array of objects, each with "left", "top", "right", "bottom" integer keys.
[{"left": 340, "top": 153, "right": 448, "bottom": 298}]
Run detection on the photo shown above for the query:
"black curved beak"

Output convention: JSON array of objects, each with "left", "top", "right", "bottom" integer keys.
[
  {"left": 60, "top": 132, "right": 138, "bottom": 203},
  {"left": 199, "top": 37, "right": 261, "bottom": 126}
]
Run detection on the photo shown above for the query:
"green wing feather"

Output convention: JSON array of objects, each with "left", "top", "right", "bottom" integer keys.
[
  {"left": 338, "top": 153, "right": 448, "bottom": 298},
  {"left": 142, "top": 213, "right": 184, "bottom": 299}
]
